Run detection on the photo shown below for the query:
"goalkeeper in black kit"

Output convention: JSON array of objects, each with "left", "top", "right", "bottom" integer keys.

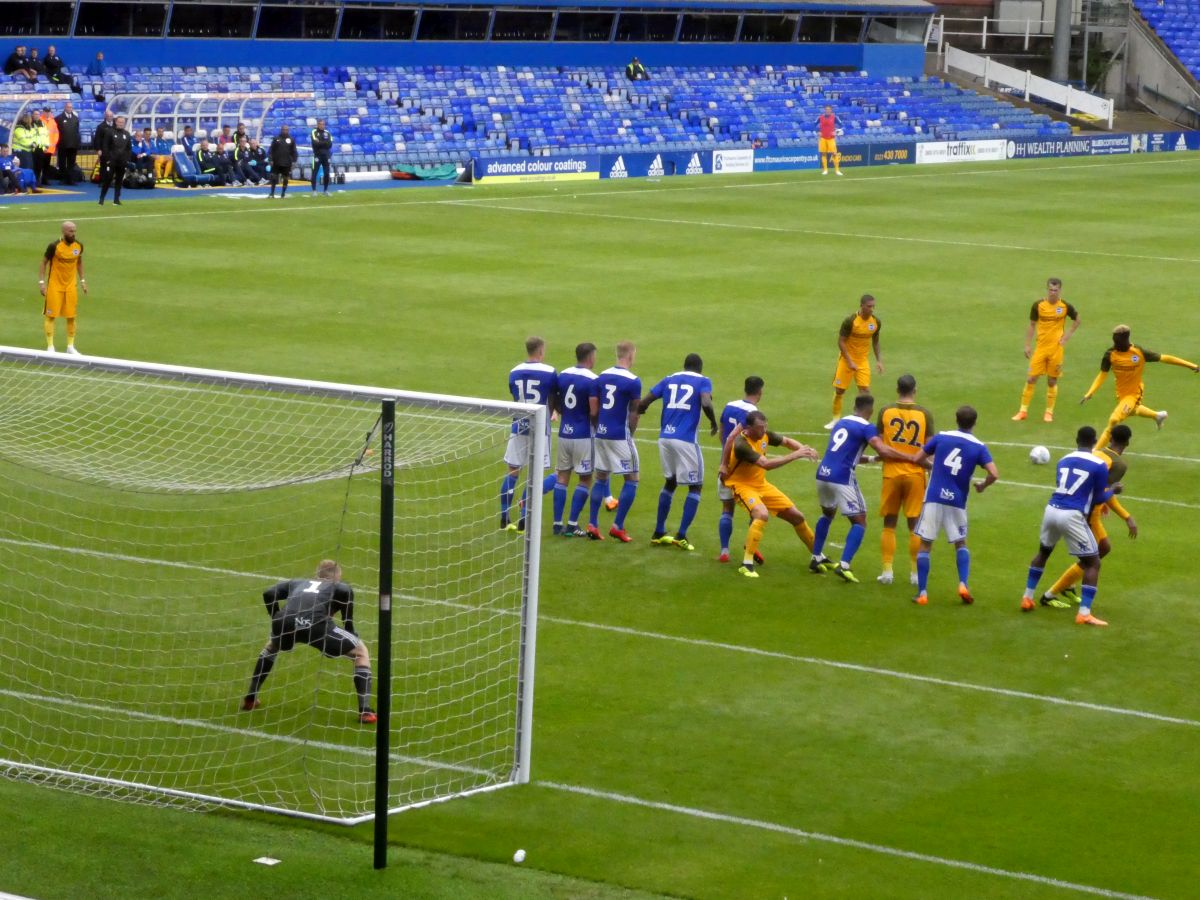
[{"left": 241, "top": 559, "right": 376, "bottom": 724}]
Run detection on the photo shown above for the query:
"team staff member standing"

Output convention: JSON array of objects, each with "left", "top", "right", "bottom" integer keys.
[
  {"left": 38, "top": 220, "right": 88, "bottom": 354},
  {"left": 310, "top": 118, "right": 333, "bottom": 194},
  {"left": 92, "top": 110, "right": 114, "bottom": 183},
  {"left": 97, "top": 115, "right": 132, "bottom": 205},
  {"left": 268, "top": 124, "right": 298, "bottom": 198},
  {"left": 1013, "top": 278, "right": 1080, "bottom": 423},
  {"left": 55, "top": 100, "right": 81, "bottom": 184}
]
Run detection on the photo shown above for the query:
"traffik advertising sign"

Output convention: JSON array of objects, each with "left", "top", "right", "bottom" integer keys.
[{"left": 916, "top": 140, "right": 1008, "bottom": 164}]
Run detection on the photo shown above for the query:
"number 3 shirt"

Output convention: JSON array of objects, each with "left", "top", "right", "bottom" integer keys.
[{"left": 921, "top": 431, "right": 993, "bottom": 509}]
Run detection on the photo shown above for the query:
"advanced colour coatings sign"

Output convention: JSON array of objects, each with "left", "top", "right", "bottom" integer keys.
[{"left": 474, "top": 155, "right": 599, "bottom": 183}]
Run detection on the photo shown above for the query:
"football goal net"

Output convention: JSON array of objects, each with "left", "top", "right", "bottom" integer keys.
[{"left": 0, "top": 347, "right": 543, "bottom": 848}]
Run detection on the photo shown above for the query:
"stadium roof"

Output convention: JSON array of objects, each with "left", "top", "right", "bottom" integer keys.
[{"left": 351, "top": 0, "right": 936, "bottom": 13}]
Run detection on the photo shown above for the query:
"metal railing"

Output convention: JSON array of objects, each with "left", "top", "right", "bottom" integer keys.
[{"left": 930, "top": 15, "right": 1058, "bottom": 54}]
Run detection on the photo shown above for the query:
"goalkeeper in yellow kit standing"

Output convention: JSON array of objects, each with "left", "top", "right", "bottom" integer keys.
[
  {"left": 38, "top": 220, "right": 87, "bottom": 354},
  {"left": 1081, "top": 324, "right": 1198, "bottom": 452}
]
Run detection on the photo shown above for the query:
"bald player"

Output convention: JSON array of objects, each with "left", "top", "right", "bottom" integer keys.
[
  {"left": 1081, "top": 324, "right": 1198, "bottom": 451},
  {"left": 38, "top": 220, "right": 87, "bottom": 353}
]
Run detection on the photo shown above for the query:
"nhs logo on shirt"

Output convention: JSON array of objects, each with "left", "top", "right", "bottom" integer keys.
[
  {"left": 663, "top": 423, "right": 677, "bottom": 435},
  {"left": 940, "top": 487, "right": 957, "bottom": 502},
  {"left": 597, "top": 422, "right": 610, "bottom": 436},
  {"left": 819, "top": 464, "right": 833, "bottom": 478},
  {"left": 609, "top": 156, "right": 628, "bottom": 178}
]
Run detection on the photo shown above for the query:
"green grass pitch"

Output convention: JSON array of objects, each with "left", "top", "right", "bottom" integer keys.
[{"left": 2, "top": 153, "right": 1200, "bottom": 899}]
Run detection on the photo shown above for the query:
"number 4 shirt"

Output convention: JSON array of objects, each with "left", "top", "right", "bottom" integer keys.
[{"left": 921, "top": 430, "right": 993, "bottom": 509}]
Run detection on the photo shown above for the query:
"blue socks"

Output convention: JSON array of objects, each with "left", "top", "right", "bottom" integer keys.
[
  {"left": 589, "top": 480, "right": 608, "bottom": 527},
  {"left": 552, "top": 483, "right": 567, "bottom": 525},
  {"left": 916, "top": 550, "right": 931, "bottom": 594},
  {"left": 656, "top": 489, "right": 674, "bottom": 535},
  {"left": 678, "top": 492, "right": 701, "bottom": 540},
  {"left": 842, "top": 523, "right": 865, "bottom": 564},
  {"left": 718, "top": 512, "right": 733, "bottom": 552},
  {"left": 569, "top": 485, "right": 589, "bottom": 524},
  {"left": 542, "top": 473, "right": 557, "bottom": 495},
  {"left": 614, "top": 481, "right": 638, "bottom": 529},
  {"left": 500, "top": 473, "right": 517, "bottom": 520},
  {"left": 1080, "top": 584, "right": 1098, "bottom": 615},
  {"left": 956, "top": 547, "right": 971, "bottom": 586},
  {"left": 1025, "top": 565, "right": 1044, "bottom": 594},
  {"left": 812, "top": 515, "right": 833, "bottom": 557}
]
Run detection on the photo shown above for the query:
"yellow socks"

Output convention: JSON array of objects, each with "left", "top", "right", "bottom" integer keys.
[
  {"left": 795, "top": 521, "right": 815, "bottom": 552},
  {"left": 880, "top": 527, "right": 896, "bottom": 570},
  {"left": 43, "top": 316, "right": 55, "bottom": 350},
  {"left": 744, "top": 519, "right": 766, "bottom": 565},
  {"left": 66, "top": 317, "right": 76, "bottom": 348},
  {"left": 1048, "top": 564, "right": 1083, "bottom": 597},
  {"left": 1045, "top": 385, "right": 1058, "bottom": 413},
  {"left": 832, "top": 392, "right": 844, "bottom": 419},
  {"left": 1019, "top": 382, "right": 1035, "bottom": 412},
  {"left": 908, "top": 531, "right": 921, "bottom": 567},
  {"left": 1135, "top": 405, "right": 1159, "bottom": 419}
]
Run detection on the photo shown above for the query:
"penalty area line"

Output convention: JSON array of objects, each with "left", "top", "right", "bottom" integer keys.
[{"left": 542, "top": 781, "right": 1158, "bottom": 900}]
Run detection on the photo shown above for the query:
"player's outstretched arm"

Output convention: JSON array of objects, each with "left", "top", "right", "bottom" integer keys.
[
  {"left": 974, "top": 461, "right": 1000, "bottom": 493},
  {"left": 635, "top": 394, "right": 656, "bottom": 415},
  {"left": 1081, "top": 370, "right": 1107, "bottom": 402},
  {"left": 1158, "top": 354, "right": 1200, "bottom": 372},
  {"left": 867, "top": 435, "right": 913, "bottom": 464}
]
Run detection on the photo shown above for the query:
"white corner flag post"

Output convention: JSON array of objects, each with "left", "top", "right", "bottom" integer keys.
[{"left": 515, "top": 405, "right": 546, "bottom": 784}]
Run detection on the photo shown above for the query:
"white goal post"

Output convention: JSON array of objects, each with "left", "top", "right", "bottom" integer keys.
[{"left": 0, "top": 347, "right": 543, "bottom": 863}]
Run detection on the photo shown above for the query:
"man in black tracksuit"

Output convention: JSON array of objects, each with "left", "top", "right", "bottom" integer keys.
[
  {"left": 194, "top": 139, "right": 227, "bottom": 186},
  {"left": 310, "top": 118, "right": 333, "bottom": 194},
  {"left": 268, "top": 125, "right": 297, "bottom": 198},
  {"left": 92, "top": 110, "right": 114, "bottom": 183},
  {"left": 98, "top": 115, "right": 132, "bottom": 205},
  {"left": 55, "top": 100, "right": 81, "bottom": 184}
]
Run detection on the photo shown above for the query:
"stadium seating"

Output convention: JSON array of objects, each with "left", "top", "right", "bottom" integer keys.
[
  {"left": 1132, "top": 0, "right": 1200, "bottom": 81},
  {"left": 0, "top": 65, "right": 1073, "bottom": 173}
]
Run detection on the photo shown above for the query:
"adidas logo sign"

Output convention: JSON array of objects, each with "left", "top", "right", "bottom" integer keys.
[
  {"left": 1175, "top": 135, "right": 1187, "bottom": 152},
  {"left": 685, "top": 153, "right": 703, "bottom": 175},
  {"left": 647, "top": 154, "right": 664, "bottom": 178},
  {"left": 609, "top": 156, "right": 627, "bottom": 178}
]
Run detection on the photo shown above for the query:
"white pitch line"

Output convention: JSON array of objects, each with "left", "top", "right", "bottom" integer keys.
[
  {"left": 1, "top": 155, "right": 1195, "bottom": 228},
  {"left": 543, "top": 782, "right": 1158, "bottom": 900},
  {"left": 459, "top": 201, "right": 1200, "bottom": 265},
  {"left": 4, "top": 536, "right": 1199, "bottom": 729},
  {"left": 0, "top": 687, "right": 491, "bottom": 777}
]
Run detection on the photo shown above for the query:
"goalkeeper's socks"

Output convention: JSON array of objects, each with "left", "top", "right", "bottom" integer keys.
[
  {"left": 499, "top": 473, "right": 517, "bottom": 522},
  {"left": 247, "top": 648, "right": 276, "bottom": 698},
  {"left": 656, "top": 489, "right": 673, "bottom": 535},
  {"left": 614, "top": 481, "right": 638, "bottom": 529},
  {"left": 718, "top": 511, "right": 733, "bottom": 554},
  {"left": 542, "top": 473, "right": 557, "bottom": 495},
  {"left": 552, "top": 483, "right": 567, "bottom": 525},
  {"left": 678, "top": 491, "right": 701, "bottom": 540},
  {"left": 589, "top": 480, "right": 607, "bottom": 527},
  {"left": 353, "top": 666, "right": 372, "bottom": 713},
  {"left": 569, "top": 485, "right": 589, "bottom": 524},
  {"left": 812, "top": 514, "right": 833, "bottom": 557}
]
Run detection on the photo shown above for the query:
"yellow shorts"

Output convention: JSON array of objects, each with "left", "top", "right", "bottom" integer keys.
[
  {"left": 833, "top": 358, "right": 870, "bottom": 391},
  {"left": 43, "top": 288, "right": 77, "bottom": 318},
  {"left": 818, "top": 137, "right": 838, "bottom": 155},
  {"left": 880, "top": 472, "right": 927, "bottom": 518},
  {"left": 1028, "top": 344, "right": 1064, "bottom": 378},
  {"left": 731, "top": 483, "right": 795, "bottom": 516},
  {"left": 1089, "top": 506, "right": 1108, "bottom": 542},
  {"left": 1108, "top": 393, "right": 1143, "bottom": 423}
]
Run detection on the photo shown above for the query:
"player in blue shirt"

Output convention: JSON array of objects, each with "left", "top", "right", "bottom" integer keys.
[
  {"left": 588, "top": 341, "right": 642, "bottom": 542},
  {"left": 552, "top": 342, "right": 599, "bottom": 537},
  {"left": 811, "top": 394, "right": 915, "bottom": 582},
  {"left": 636, "top": 353, "right": 718, "bottom": 551},
  {"left": 501, "top": 336, "right": 557, "bottom": 532},
  {"left": 716, "top": 376, "right": 764, "bottom": 562},
  {"left": 910, "top": 405, "right": 999, "bottom": 606},
  {"left": 1020, "top": 425, "right": 1120, "bottom": 626}
]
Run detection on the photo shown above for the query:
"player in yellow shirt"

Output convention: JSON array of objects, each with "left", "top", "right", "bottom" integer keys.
[
  {"left": 1081, "top": 324, "right": 1198, "bottom": 451},
  {"left": 1040, "top": 424, "right": 1137, "bottom": 609},
  {"left": 37, "top": 220, "right": 88, "bottom": 353},
  {"left": 825, "top": 294, "right": 882, "bottom": 430},
  {"left": 720, "top": 410, "right": 820, "bottom": 578},
  {"left": 1012, "top": 278, "right": 1080, "bottom": 423},
  {"left": 873, "top": 375, "right": 934, "bottom": 586}
]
